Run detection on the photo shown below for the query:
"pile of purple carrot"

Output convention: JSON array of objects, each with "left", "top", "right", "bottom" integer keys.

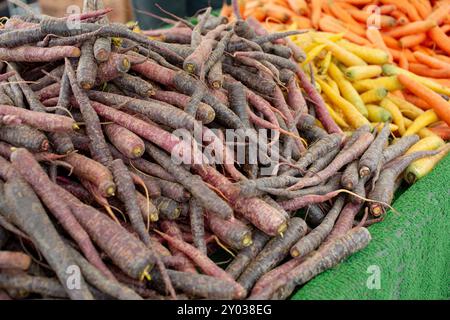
[{"left": 0, "top": 0, "right": 438, "bottom": 300}]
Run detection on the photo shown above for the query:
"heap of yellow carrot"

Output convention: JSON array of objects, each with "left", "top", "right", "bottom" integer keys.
[{"left": 222, "top": 0, "right": 450, "bottom": 182}]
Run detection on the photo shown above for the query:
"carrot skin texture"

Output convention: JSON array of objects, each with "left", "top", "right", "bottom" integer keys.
[
  {"left": 237, "top": 217, "right": 308, "bottom": 291},
  {"left": 226, "top": 229, "right": 271, "bottom": 280},
  {"left": 155, "top": 230, "right": 247, "bottom": 299},
  {"left": 64, "top": 153, "right": 116, "bottom": 197},
  {"left": 145, "top": 142, "right": 233, "bottom": 220},
  {"left": 0, "top": 251, "right": 31, "bottom": 270},
  {"left": 290, "top": 196, "right": 346, "bottom": 258},
  {"left": 0, "top": 46, "right": 80, "bottom": 62},
  {"left": 65, "top": 59, "right": 114, "bottom": 168},
  {"left": 189, "top": 198, "right": 207, "bottom": 256},
  {"left": 0, "top": 125, "right": 48, "bottom": 152},
  {"left": 10, "top": 148, "right": 114, "bottom": 279},
  {"left": 289, "top": 132, "right": 374, "bottom": 190},
  {"left": 249, "top": 227, "right": 372, "bottom": 300},
  {"left": 56, "top": 185, "right": 155, "bottom": 279},
  {"left": 358, "top": 122, "right": 391, "bottom": 178},
  {"left": 104, "top": 124, "right": 145, "bottom": 159},
  {"left": 1, "top": 176, "right": 93, "bottom": 300},
  {"left": 0, "top": 105, "right": 76, "bottom": 132}
]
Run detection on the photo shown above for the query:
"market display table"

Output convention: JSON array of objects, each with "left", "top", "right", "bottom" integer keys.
[{"left": 293, "top": 155, "right": 450, "bottom": 299}]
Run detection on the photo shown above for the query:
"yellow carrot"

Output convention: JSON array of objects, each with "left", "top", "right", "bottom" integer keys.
[
  {"left": 302, "top": 44, "right": 327, "bottom": 65},
  {"left": 367, "top": 104, "right": 392, "bottom": 122},
  {"left": 338, "top": 40, "right": 390, "bottom": 64},
  {"left": 380, "top": 98, "right": 406, "bottom": 135},
  {"left": 371, "top": 122, "right": 399, "bottom": 133},
  {"left": 314, "top": 38, "right": 367, "bottom": 67},
  {"left": 404, "top": 118, "right": 438, "bottom": 139},
  {"left": 344, "top": 65, "right": 382, "bottom": 81},
  {"left": 387, "top": 94, "right": 424, "bottom": 120},
  {"left": 352, "top": 76, "right": 402, "bottom": 92},
  {"left": 360, "top": 88, "right": 388, "bottom": 104},
  {"left": 323, "top": 76, "right": 340, "bottom": 93},
  {"left": 381, "top": 64, "right": 450, "bottom": 96},
  {"left": 405, "top": 135, "right": 445, "bottom": 154},
  {"left": 318, "top": 50, "right": 332, "bottom": 75},
  {"left": 404, "top": 144, "right": 450, "bottom": 184},
  {"left": 317, "top": 78, "right": 370, "bottom": 128},
  {"left": 403, "top": 109, "right": 439, "bottom": 136},
  {"left": 325, "top": 102, "right": 350, "bottom": 128},
  {"left": 328, "top": 63, "right": 368, "bottom": 117}
]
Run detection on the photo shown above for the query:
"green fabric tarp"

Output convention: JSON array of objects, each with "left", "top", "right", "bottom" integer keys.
[{"left": 292, "top": 155, "right": 450, "bottom": 300}]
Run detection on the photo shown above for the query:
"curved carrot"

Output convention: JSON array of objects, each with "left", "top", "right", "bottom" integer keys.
[
  {"left": 408, "top": 63, "right": 450, "bottom": 79},
  {"left": 413, "top": 51, "right": 450, "bottom": 70},
  {"left": 386, "top": 20, "right": 436, "bottom": 38},
  {"left": 428, "top": 26, "right": 450, "bottom": 55},
  {"left": 397, "top": 74, "right": 450, "bottom": 127}
]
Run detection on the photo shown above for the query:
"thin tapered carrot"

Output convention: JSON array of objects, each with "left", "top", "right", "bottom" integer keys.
[
  {"left": 408, "top": 63, "right": 450, "bottom": 79},
  {"left": 403, "top": 109, "right": 440, "bottom": 136},
  {"left": 386, "top": 20, "right": 436, "bottom": 38},
  {"left": 413, "top": 51, "right": 450, "bottom": 70},
  {"left": 397, "top": 74, "right": 450, "bottom": 127}
]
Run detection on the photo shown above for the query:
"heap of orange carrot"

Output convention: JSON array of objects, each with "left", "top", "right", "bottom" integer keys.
[{"left": 221, "top": 0, "right": 450, "bottom": 140}]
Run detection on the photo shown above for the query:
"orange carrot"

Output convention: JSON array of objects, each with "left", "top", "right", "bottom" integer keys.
[
  {"left": 379, "top": 4, "right": 397, "bottom": 14},
  {"left": 311, "top": 0, "right": 323, "bottom": 29},
  {"left": 287, "top": 0, "right": 309, "bottom": 15},
  {"left": 412, "top": 0, "right": 431, "bottom": 19},
  {"left": 291, "top": 16, "right": 313, "bottom": 29},
  {"left": 329, "top": 3, "right": 366, "bottom": 36},
  {"left": 435, "top": 54, "right": 450, "bottom": 64},
  {"left": 399, "top": 33, "right": 427, "bottom": 48},
  {"left": 382, "top": 34, "right": 401, "bottom": 49},
  {"left": 390, "top": 10, "right": 410, "bottom": 25},
  {"left": 403, "top": 92, "right": 431, "bottom": 110},
  {"left": 427, "top": 2, "right": 450, "bottom": 25},
  {"left": 366, "top": 27, "right": 393, "bottom": 62},
  {"left": 386, "top": 20, "right": 436, "bottom": 38},
  {"left": 408, "top": 63, "right": 450, "bottom": 79},
  {"left": 426, "top": 78, "right": 450, "bottom": 87},
  {"left": 428, "top": 127, "right": 450, "bottom": 140},
  {"left": 348, "top": 10, "right": 397, "bottom": 29},
  {"left": 413, "top": 52, "right": 450, "bottom": 69},
  {"left": 397, "top": 74, "right": 450, "bottom": 127},
  {"left": 319, "top": 16, "right": 370, "bottom": 45},
  {"left": 398, "top": 51, "right": 409, "bottom": 69},
  {"left": 220, "top": 2, "right": 232, "bottom": 18},
  {"left": 264, "top": 4, "right": 293, "bottom": 23},
  {"left": 428, "top": 26, "right": 450, "bottom": 55}
]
